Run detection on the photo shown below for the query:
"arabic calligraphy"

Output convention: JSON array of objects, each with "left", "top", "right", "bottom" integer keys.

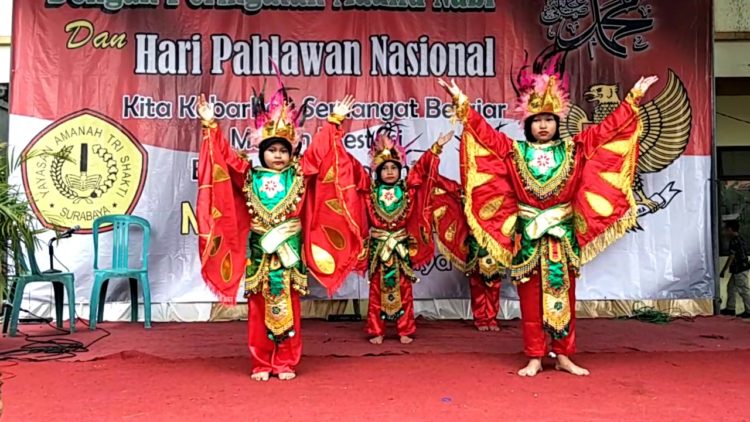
[{"left": 541, "top": 0, "right": 654, "bottom": 59}]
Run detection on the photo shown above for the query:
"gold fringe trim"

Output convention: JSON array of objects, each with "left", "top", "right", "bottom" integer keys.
[
  {"left": 579, "top": 110, "right": 643, "bottom": 264},
  {"left": 478, "top": 267, "right": 504, "bottom": 278},
  {"left": 540, "top": 239, "right": 572, "bottom": 335},
  {"left": 462, "top": 131, "right": 514, "bottom": 267},
  {"left": 370, "top": 180, "right": 410, "bottom": 225},
  {"left": 291, "top": 268, "right": 309, "bottom": 296},
  {"left": 244, "top": 254, "right": 268, "bottom": 295},
  {"left": 562, "top": 236, "right": 581, "bottom": 269},
  {"left": 244, "top": 160, "right": 305, "bottom": 226},
  {"left": 580, "top": 210, "right": 637, "bottom": 264},
  {"left": 511, "top": 137, "right": 575, "bottom": 201},
  {"left": 246, "top": 258, "right": 308, "bottom": 298},
  {"left": 435, "top": 237, "right": 467, "bottom": 273},
  {"left": 510, "top": 244, "right": 541, "bottom": 278},
  {"left": 477, "top": 256, "right": 505, "bottom": 278}
]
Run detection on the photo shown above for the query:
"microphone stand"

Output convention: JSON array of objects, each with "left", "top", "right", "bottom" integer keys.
[
  {"left": 43, "top": 227, "right": 77, "bottom": 274},
  {"left": 5, "top": 232, "right": 74, "bottom": 329},
  {"left": 43, "top": 236, "right": 63, "bottom": 274}
]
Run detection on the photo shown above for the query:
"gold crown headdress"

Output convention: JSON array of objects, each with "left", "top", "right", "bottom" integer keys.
[
  {"left": 251, "top": 64, "right": 310, "bottom": 153},
  {"left": 513, "top": 51, "right": 570, "bottom": 120},
  {"left": 368, "top": 122, "right": 407, "bottom": 170}
]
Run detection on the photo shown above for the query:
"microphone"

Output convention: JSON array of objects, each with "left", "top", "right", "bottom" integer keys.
[{"left": 58, "top": 225, "right": 80, "bottom": 238}]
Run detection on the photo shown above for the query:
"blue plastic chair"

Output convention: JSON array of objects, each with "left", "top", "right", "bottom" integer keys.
[
  {"left": 89, "top": 215, "right": 152, "bottom": 330},
  {"left": 6, "top": 238, "right": 76, "bottom": 337}
]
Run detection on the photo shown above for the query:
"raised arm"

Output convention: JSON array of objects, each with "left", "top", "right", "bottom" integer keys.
[
  {"left": 301, "top": 95, "right": 362, "bottom": 176},
  {"left": 406, "top": 130, "right": 454, "bottom": 189},
  {"left": 404, "top": 131, "right": 455, "bottom": 268},
  {"left": 299, "top": 95, "right": 370, "bottom": 294},
  {"left": 575, "top": 76, "right": 659, "bottom": 158},
  {"left": 197, "top": 94, "right": 250, "bottom": 188},
  {"left": 195, "top": 94, "right": 252, "bottom": 302},
  {"left": 438, "top": 78, "right": 512, "bottom": 158}
]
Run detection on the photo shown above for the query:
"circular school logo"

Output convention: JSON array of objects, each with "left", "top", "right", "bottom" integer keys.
[{"left": 21, "top": 110, "right": 148, "bottom": 233}]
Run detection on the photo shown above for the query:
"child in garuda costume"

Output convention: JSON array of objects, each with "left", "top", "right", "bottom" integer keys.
[
  {"left": 438, "top": 57, "right": 658, "bottom": 376},
  {"left": 349, "top": 123, "right": 454, "bottom": 345},
  {"left": 197, "top": 87, "right": 364, "bottom": 381},
  {"left": 432, "top": 175, "right": 505, "bottom": 332}
]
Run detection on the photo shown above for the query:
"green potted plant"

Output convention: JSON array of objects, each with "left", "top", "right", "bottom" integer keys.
[{"left": 0, "top": 149, "right": 46, "bottom": 308}]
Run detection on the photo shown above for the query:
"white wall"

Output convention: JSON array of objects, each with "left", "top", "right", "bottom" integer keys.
[
  {"left": 715, "top": 42, "right": 750, "bottom": 77},
  {"left": 0, "top": 0, "right": 12, "bottom": 37},
  {"left": 716, "top": 0, "right": 750, "bottom": 31},
  {"left": 717, "top": 96, "right": 750, "bottom": 147}
]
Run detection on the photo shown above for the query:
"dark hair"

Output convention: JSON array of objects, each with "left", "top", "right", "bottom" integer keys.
[
  {"left": 524, "top": 113, "right": 561, "bottom": 143},
  {"left": 259, "top": 137, "right": 292, "bottom": 168},
  {"left": 725, "top": 220, "right": 741, "bottom": 232}
]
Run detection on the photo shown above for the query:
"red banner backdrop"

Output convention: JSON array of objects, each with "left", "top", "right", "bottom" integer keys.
[
  {"left": 8, "top": 0, "right": 715, "bottom": 307},
  {"left": 11, "top": 1, "right": 711, "bottom": 155}
]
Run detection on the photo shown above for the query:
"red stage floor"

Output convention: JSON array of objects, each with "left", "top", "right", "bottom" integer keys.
[{"left": 2, "top": 317, "right": 749, "bottom": 420}]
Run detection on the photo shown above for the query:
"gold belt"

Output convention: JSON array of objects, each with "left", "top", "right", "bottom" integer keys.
[
  {"left": 370, "top": 227, "right": 409, "bottom": 263},
  {"left": 518, "top": 203, "right": 573, "bottom": 240}
]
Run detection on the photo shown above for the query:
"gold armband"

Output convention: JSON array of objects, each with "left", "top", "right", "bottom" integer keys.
[
  {"left": 452, "top": 93, "right": 470, "bottom": 123},
  {"left": 626, "top": 88, "right": 644, "bottom": 106},
  {"left": 327, "top": 113, "right": 346, "bottom": 126}
]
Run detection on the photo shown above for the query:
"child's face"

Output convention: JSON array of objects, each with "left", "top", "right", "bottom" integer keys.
[
  {"left": 531, "top": 113, "right": 557, "bottom": 142},
  {"left": 263, "top": 142, "right": 291, "bottom": 170},
  {"left": 379, "top": 162, "right": 401, "bottom": 184}
]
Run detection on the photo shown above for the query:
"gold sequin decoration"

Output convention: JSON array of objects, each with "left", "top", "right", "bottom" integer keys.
[
  {"left": 599, "top": 171, "right": 624, "bottom": 190},
  {"left": 325, "top": 198, "right": 345, "bottom": 215},
  {"left": 213, "top": 164, "right": 229, "bottom": 183},
  {"left": 585, "top": 191, "right": 614, "bottom": 217},
  {"left": 433, "top": 205, "right": 447, "bottom": 222},
  {"left": 478, "top": 195, "right": 504, "bottom": 220},
  {"left": 311, "top": 243, "right": 335, "bottom": 275},
  {"left": 220, "top": 251, "right": 232, "bottom": 283},
  {"left": 322, "top": 167, "right": 335, "bottom": 183},
  {"left": 501, "top": 213, "right": 518, "bottom": 237},
  {"left": 209, "top": 235, "right": 222, "bottom": 257},
  {"left": 445, "top": 221, "right": 457, "bottom": 242},
  {"left": 601, "top": 140, "right": 631, "bottom": 155},
  {"left": 323, "top": 225, "right": 346, "bottom": 250}
]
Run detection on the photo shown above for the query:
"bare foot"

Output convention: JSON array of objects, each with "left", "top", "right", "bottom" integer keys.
[
  {"left": 488, "top": 323, "right": 500, "bottom": 332},
  {"left": 555, "top": 355, "right": 590, "bottom": 376},
  {"left": 517, "top": 358, "right": 543, "bottom": 377},
  {"left": 251, "top": 371, "right": 270, "bottom": 382},
  {"left": 278, "top": 372, "right": 296, "bottom": 381},
  {"left": 476, "top": 325, "right": 489, "bottom": 332},
  {"left": 369, "top": 336, "right": 384, "bottom": 344},
  {"left": 400, "top": 335, "right": 414, "bottom": 344}
]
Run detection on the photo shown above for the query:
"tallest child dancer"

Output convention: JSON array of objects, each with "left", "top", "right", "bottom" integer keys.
[{"left": 438, "top": 59, "right": 658, "bottom": 376}]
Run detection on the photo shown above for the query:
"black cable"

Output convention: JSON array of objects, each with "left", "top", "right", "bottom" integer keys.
[
  {"left": 717, "top": 112, "right": 750, "bottom": 126},
  {"left": 0, "top": 307, "right": 111, "bottom": 362}
]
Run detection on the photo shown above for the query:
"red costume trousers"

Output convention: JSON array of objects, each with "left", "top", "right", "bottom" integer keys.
[
  {"left": 516, "top": 270, "right": 576, "bottom": 358},
  {"left": 247, "top": 290, "right": 302, "bottom": 375},
  {"left": 366, "top": 269, "right": 416, "bottom": 338},
  {"left": 469, "top": 275, "right": 501, "bottom": 328}
]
